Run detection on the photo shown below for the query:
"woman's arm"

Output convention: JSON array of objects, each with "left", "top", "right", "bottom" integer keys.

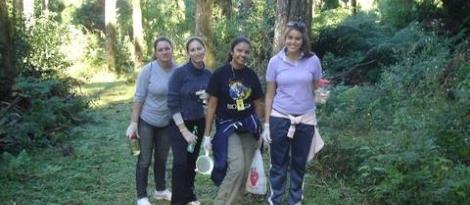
[
  {"left": 127, "top": 65, "right": 149, "bottom": 138},
  {"left": 264, "top": 81, "right": 276, "bottom": 123},
  {"left": 167, "top": 69, "right": 189, "bottom": 128},
  {"left": 203, "top": 95, "right": 218, "bottom": 136},
  {"left": 313, "top": 80, "right": 320, "bottom": 91},
  {"left": 132, "top": 65, "right": 151, "bottom": 123},
  {"left": 130, "top": 102, "right": 143, "bottom": 123},
  {"left": 253, "top": 99, "right": 263, "bottom": 120}
]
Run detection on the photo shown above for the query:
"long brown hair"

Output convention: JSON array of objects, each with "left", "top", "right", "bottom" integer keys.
[{"left": 285, "top": 21, "right": 313, "bottom": 59}]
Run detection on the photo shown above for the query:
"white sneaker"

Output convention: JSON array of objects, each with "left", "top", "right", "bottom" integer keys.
[
  {"left": 153, "top": 189, "right": 172, "bottom": 201},
  {"left": 137, "top": 197, "right": 151, "bottom": 205},
  {"left": 187, "top": 201, "right": 200, "bottom": 205}
]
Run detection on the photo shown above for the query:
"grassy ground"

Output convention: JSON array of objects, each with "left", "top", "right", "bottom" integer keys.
[{"left": 1, "top": 73, "right": 360, "bottom": 205}]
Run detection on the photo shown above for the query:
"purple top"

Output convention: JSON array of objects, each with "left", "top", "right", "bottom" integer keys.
[{"left": 266, "top": 49, "right": 322, "bottom": 115}]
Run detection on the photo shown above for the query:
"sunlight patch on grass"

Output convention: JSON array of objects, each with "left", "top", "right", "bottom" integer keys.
[{"left": 78, "top": 71, "right": 135, "bottom": 108}]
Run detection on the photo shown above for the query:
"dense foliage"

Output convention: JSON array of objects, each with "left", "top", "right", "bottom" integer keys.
[
  {"left": 313, "top": 7, "right": 469, "bottom": 204},
  {"left": 0, "top": 14, "right": 89, "bottom": 153}
]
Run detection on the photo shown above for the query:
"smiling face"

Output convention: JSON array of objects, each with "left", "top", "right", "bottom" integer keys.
[
  {"left": 230, "top": 42, "right": 251, "bottom": 68},
  {"left": 154, "top": 40, "right": 173, "bottom": 63},
  {"left": 285, "top": 28, "right": 303, "bottom": 54},
  {"left": 187, "top": 40, "right": 206, "bottom": 65}
]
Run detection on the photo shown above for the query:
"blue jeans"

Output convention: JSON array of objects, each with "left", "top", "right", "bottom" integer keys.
[{"left": 268, "top": 116, "right": 314, "bottom": 205}]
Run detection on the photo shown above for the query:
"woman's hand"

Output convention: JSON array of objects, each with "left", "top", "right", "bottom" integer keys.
[
  {"left": 261, "top": 123, "right": 271, "bottom": 144},
  {"left": 180, "top": 127, "right": 198, "bottom": 144},
  {"left": 202, "top": 136, "right": 212, "bottom": 151},
  {"left": 126, "top": 122, "right": 139, "bottom": 139}
]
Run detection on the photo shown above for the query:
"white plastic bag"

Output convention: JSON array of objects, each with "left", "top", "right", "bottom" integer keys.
[{"left": 246, "top": 149, "right": 267, "bottom": 195}]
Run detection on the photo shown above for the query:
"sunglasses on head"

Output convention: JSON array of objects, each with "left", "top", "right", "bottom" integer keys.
[{"left": 287, "top": 21, "right": 306, "bottom": 31}]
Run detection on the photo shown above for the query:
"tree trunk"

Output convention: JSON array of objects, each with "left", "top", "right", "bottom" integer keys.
[
  {"left": 41, "top": 0, "right": 49, "bottom": 16},
  {"left": 105, "top": 0, "right": 117, "bottom": 72},
  {"left": 132, "top": 0, "right": 144, "bottom": 69},
  {"left": 216, "top": 0, "right": 232, "bottom": 18},
  {"left": 288, "top": 0, "right": 313, "bottom": 39},
  {"left": 23, "top": 0, "right": 34, "bottom": 27},
  {"left": 196, "top": 0, "right": 216, "bottom": 69},
  {"left": 351, "top": 0, "right": 357, "bottom": 14},
  {"left": 273, "top": 0, "right": 288, "bottom": 54},
  {"left": 306, "top": 0, "right": 313, "bottom": 38},
  {"left": 14, "top": 0, "right": 23, "bottom": 17},
  {"left": 0, "top": 0, "right": 15, "bottom": 98},
  {"left": 273, "top": 0, "right": 313, "bottom": 54}
]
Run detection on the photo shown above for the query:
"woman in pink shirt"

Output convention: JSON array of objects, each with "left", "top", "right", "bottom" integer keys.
[{"left": 263, "top": 21, "right": 323, "bottom": 205}]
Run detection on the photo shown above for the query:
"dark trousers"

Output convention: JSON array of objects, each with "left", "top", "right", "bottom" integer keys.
[
  {"left": 169, "top": 118, "right": 205, "bottom": 205},
  {"left": 136, "top": 118, "right": 170, "bottom": 199},
  {"left": 268, "top": 116, "right": 314, "bottom": 205}
]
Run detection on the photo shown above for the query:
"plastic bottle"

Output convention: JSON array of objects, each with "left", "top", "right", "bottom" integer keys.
[
  {"left": 129, "top": 132, "right": 141, "bottom": 156},
  {"left": 187, "top": 125, "right": 198, "bottom": 153}
]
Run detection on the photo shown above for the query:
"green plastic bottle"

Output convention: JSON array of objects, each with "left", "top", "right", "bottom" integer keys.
[{"left": 187, "top": 125, "right": 198, "bottom": 153}]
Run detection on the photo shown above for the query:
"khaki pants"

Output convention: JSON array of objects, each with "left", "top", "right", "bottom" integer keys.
[{"left": 214, "top": 132, "right": 258, "bottom": 205}]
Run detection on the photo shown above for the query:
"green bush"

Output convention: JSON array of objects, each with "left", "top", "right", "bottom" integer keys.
[
  {"left": 72, "top": 0, "right": 104, "bottom": 32},
  {"left": 1, "top": 75, "right": 88, "bottom": 153},
  {"left": 316, "top": 25, "right": 469, "bottom": 204},
  {"left": 0, "top": 13, "right": 89, "bottom": 154},
  {"left": 377, "top": 0, "right": 415, "bottom": 28},
  {"left": 14, "top": 14, "right": 70, "bottom": 76},
  {"left": 316, "top": 14, "right": 437, "bottom": 84}
]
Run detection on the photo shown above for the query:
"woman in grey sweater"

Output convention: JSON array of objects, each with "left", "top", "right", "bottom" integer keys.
[{"left": 126, "top": 37, "right": 178, "bottom": 205}]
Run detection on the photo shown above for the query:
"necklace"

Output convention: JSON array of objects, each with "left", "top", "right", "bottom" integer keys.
[
  {"left": 230, "top": 62, "right": 244, "bottom": 80},
  {"left": 231, "top": 65, "right": 237, "bottom": 80}
]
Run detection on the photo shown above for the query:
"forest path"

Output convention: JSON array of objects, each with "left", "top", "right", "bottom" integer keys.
[{"left": 3, "top": 73, "right": 343, "bottom": 204}]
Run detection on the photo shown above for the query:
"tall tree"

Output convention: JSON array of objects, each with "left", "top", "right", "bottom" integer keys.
[
  {"left": 0, "top": 0, "right": 15, "bottom": 98},
  {"left": 132, "top": 0, "right": 144, "bottom": 69},
  {"left": 41, "top": 0, "right": 49, "bottom": 15},
  {"left": 216, "top": 0, "right": 232, "bottom": 18},
  {"left": 14, "top": 0, "right": 23, "bottom": 18},
  {"left": 105, "top": 0, "right": 117, "bottom": 71},
  {"left": 196, "top": 0, "right": 216, "bottom": 69},
  {"left": 351, "top": 0, "right": 357, "bottom": 14},
  {"left": 272, "top": 0, "right": 312, "bottom": 53},
  {"left": 23, "top": 0, "right": 34, "bottom": 27}
]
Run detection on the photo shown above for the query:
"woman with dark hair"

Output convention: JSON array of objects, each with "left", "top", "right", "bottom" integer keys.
[
  {"left": 167, "top": 37, "right": 211, "bottom": 205},
  {"left": 127, "top": 37, "right": 177, "bottom": 205},
  {"left": 263, "top": 21, "right": 324, "bottom": 205},
  {"left": 203, "top": 36, "right": 264, "bottom": 205}
]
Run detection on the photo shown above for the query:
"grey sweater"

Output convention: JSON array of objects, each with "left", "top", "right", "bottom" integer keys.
[{"left": 134, "top": 60, "right": 178, "bottom": 127}]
